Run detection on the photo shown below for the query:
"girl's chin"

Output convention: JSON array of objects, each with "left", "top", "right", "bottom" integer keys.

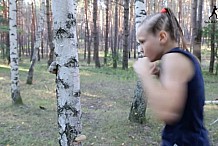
[{"left": 150, "top": 57, "right": 160, "bottom": 62}]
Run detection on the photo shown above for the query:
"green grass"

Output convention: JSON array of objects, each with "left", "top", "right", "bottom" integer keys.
[{"left": 0, "top": 57, "right": 218, "bottom": 146}]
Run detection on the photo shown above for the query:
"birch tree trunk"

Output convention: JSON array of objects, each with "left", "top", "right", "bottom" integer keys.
[
  {"left": 27, "top": 0, "right": 45, "bottom": 84},
  {"left": 9, "top": 0, "right": 23, "bottom": 104},
  {"left": 30, "top": 2, "right": 36, "bottom": 61},
  {"left": 129, "top": 0, "right": 147, "bottom": 124},
  {"left": 52, "top": 0, "right": 82, "bottom": 145}
]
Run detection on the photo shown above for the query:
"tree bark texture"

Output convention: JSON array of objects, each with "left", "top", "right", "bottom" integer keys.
[
  {"left": 104, "top": 0, "right": 109, "bottom": 65},
  {"left": 47, "top": 0, "right": 55, "bottom": 67},
  {"left": 129, "top": 81, "right": 147, "bottom": 123},
  {"left": 93, "top": 0, "right": 100, "bottom": 68},
  {"left": 129, "top": 0, "right": 147, "bottom": 124},
  {"left": 192, "top": 0, "right": 203, "bottom": 62},
  {"left": 27, "top": 0, "right": 45, "bottom": 84},
  {"left": 135, "top": 0, "right": 147, "bottom": 54},
  {"left": 209, "top": 0, "right": 216, "bottom": 73},
  {"left": 9, "top": 0, "right": 23, "bottom": 104},
  {"left": 52, "top": 0, "right": 82, "bottom": 145},
  {"left": 30, "top": 2, "right": 36, "bottom": 62},
  {"left": 122, "top": 0, "right": 129, "bottom": 70},
  {"left": 2, "top": 0, "right": 10, "bottom": 64},
  {"left": 113, "top": 0, "right": 118, "bottom": 68},
  {"left": 84, "top": 0, "right": 91, "bottom": 64}
]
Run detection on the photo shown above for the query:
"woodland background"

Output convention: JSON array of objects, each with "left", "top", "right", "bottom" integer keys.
[{"left": 0, "top": 0, "right": 218, "bottom": 146}]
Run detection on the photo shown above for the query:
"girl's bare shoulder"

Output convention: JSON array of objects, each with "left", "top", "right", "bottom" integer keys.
[{"left": 161, "top": 53, "right": 194, "bottom": 83}]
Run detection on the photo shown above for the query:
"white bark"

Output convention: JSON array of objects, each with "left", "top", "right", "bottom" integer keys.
[
  {"left": 129, "top": 0, "right": 147, "bottom": 124},
  {"left": 135, "top": 0, "right": 147, "bottom": 53},
  {"left": 35, "top": 0, "right": 45, "bottom": 55},
  {"left": 9, "top": 0, "right": 22, "bottom": 104},
  {"left": 52, "top": 0, "right": 82, "bottom": 145}
]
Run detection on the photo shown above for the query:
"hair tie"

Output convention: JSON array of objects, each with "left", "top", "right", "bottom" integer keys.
[{"left": 161, "top": 8, "right": 167, "bottom": 13}]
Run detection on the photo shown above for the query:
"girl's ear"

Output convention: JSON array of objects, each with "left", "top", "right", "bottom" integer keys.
[{"left": 159, "top": 31, "right": 168, "bottom": 44}]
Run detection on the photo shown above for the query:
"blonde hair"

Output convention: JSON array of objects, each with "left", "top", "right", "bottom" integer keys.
[{"left": 139, "top": 8, "right": 188, "bottom": 50}]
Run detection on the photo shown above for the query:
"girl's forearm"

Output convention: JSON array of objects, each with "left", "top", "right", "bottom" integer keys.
[{"left": 141, "top": 76, "right": 183, "bottom": 124}]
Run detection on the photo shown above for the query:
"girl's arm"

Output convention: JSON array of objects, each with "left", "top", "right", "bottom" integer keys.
[{"left": 134, "top": 53, "right": 194, "bottom": 124}]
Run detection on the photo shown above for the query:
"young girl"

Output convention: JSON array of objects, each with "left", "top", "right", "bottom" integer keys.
[{"left": 133, "top": 8, "right": 210, "bottom": 146}]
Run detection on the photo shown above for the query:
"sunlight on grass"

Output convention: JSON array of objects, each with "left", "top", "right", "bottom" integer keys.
[
  {"left": 0, "top": 64, "right": 10, "bottom": 69},
  {"left": 19, "top": 67, "right": 29, "bottom": 72},
  {"left": 0, "top": 64, "right": 29, "bottom": 72},
  {"left": 0, "top": 76, "right": 5, "bottom": 80},
  {"left": 83, "top": 92, "right": 101, "bottom": 98},
  {"left": 205, "top": 105, "right": 218, "bottom": 110},
  {"left": 80, "top": 71, "right": 92, "bottom": 77}
]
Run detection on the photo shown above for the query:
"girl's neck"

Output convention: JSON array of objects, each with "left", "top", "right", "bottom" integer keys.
[{"left": 163, "top": 41, "right": 178, "bottom": 54}]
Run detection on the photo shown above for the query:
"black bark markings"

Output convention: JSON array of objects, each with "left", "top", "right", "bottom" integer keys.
[
  {"left": 57, "top": 103, "right": 81, "bottom": 144},
  {"left": 55, "top": 27, "right": 68, "bottom": 39},
  {"left": 57, "top": 74, "right": 69, "bottom": 89},
  {"left": 64, "top": 57, "right": 79, "bottom": 68}
]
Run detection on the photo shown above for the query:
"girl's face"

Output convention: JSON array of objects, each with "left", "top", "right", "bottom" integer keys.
[{"left": 137, "top": 26, "right": 164, "bottom": 62}]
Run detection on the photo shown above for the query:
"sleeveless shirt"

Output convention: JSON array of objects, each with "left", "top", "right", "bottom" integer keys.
[{"left": 161, "top": 48, "right": 210, "bottom": 146}]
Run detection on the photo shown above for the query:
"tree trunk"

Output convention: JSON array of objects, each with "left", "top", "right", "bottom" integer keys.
[
  {"left": 84, "top": 0, "right": 90, "bottom": 62},
  {"left": 2, "top": 0, "right": 10, "bottom": 64},
  {"left": 19, "top": 16, "right": 24, "bottom": 59},
  {"left": 27, "top": 30, "right": 30, "bottom": 57},
  {"left": 87, "top": 33, "right": 91, "bottom": 64},
  {"left": 52, "top": 0, "right": 83, "bottom": 145},
  {"left": 30, "top": 2, "right": 36, "bottom": 62},
  {"left": 87, "top": 19, "right": 92, "bottom": 64},
  {"left": 129, "top": 0, "right": 147, "bottom": 124},
  {"left": 41, "top": 33, "right": 44, "bottom": 59},
  {"left": 9, "top": 0, "right": 23, "bottom": 105},
  {"left": 129, "top": 0, "right": 134, "bottom": 59},
  {"left": 113, "top": 0, "right": 118, "bottom": 68},
  {"left": 122, "top": 0, "right": 129, "bottom": 70},
  {"left": 192, "top": 0, "right": 203, "bottom": 62},
  {"left": 191, "top": 0, "right": 198, "bottom": 53},
  {"left": 215, "top": 47, "right": 218, "bottom": 75},
  {"left": 93, "top": 0, "right": 100, "bottom": 68},
  {"left": 27, "top": 0, "right": 45, "bottom": 84},
  {"left": 84, "top": 27, "right": 87, "bottom": 60},
  {"left": 209, "top": 0, "right": 216, "bottom": 73},
  {"left": 104, "top": 0, "right": 109, "bottom": 65},
  {"left": 133, "top": 28, "right": 137, "bottom": 59},
  {"left": 47, "top": 0, "right": 55, "bottom": 67},
  {"left": 6, "top": 31, "right": 10, "bottom": 64}
]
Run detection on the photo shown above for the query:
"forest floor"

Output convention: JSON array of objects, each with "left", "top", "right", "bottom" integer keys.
[{"left": 0, "top": 52, "right": 218, "bottom": 146}]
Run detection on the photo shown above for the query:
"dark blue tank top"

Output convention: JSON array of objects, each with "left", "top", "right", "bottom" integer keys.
[{"left": 161, "top": 48, "right": 210, "bottom": 146}]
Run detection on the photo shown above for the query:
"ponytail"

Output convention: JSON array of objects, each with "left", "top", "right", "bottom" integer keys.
[{"left": 161, "top": 8, "right": 188, "bottom": 51}]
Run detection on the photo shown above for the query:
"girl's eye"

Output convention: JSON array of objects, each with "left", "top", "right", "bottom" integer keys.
[{"left": 139, "top": 40, "right": 145, "bottom": 44}]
